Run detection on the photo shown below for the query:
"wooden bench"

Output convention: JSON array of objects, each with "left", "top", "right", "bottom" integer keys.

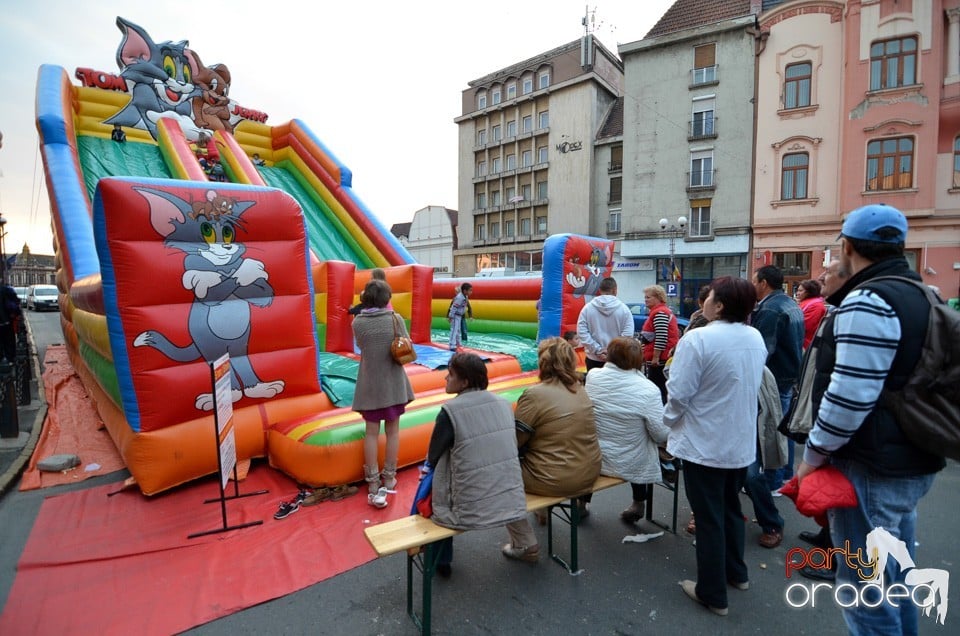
[{"left": 363, "top": 474, "right": 624, "bottom": 634}]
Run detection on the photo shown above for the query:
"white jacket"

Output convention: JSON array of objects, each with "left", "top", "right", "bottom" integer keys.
[{"left": 584, "top": 364, "right": 669, "bottom": 484}]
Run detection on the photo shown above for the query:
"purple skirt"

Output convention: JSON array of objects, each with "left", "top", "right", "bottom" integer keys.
[{"left": 360, "top": 403, "right": 407, "bottom": 423}]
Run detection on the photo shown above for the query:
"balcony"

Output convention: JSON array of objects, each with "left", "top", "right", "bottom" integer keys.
[
  {"left": 690, "top": 65, "right": 718, "bottom": 87},
  {"left": 473, "top": 207, "right": 488, "bottom": 216},
  {"left": 688, "top": 117, "right": 717, "bottom": 141},
  {"left": 687, "top": 169, "right": 716, "bottom": 192}
]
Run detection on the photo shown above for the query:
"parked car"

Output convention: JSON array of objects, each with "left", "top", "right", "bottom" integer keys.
[
  {"left": 12, "top": 287, "right": 27, "bottom": 307},
  {"left": 26, "top": 284, "right": 59, "bottom": 311},
  {"left": 626, "top": 303, "right": 690, "bottom": 337}
]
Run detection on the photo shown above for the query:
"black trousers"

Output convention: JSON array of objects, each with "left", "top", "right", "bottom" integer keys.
[{"left": 682, "top": 460, "right": 749, "bottom": 609}]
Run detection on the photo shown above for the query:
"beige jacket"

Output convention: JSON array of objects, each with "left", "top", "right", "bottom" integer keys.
[{"left": 514, "top": 380, "right": 602, "bottom": 496}]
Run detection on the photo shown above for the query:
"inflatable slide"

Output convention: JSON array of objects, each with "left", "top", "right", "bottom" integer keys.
[{"left": 35, "top": 16, "right": 617, "bottom": 495}]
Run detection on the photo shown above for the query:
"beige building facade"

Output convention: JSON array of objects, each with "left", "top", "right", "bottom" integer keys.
[{"left": 453, "top": 36, "right": 624, "bottom": 277}]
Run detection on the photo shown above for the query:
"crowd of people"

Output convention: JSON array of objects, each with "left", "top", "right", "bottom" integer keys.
[{"left": 337, "top": 202, "right": 943, "bottom": 632}]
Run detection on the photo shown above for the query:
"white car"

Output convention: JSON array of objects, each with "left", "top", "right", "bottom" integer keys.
[{"left": 26, "top": 285, "right": 59, "bottom": 312}]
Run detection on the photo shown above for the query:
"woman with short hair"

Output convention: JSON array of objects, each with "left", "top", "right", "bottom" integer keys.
[
  {"left": 584, "top": 337, "right": 669, "bottom": 524},
  {"left": 664, "top": 276, "right": 767, "bottom": 616}
]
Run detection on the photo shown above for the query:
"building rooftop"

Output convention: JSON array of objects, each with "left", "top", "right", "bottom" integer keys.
[
  {"left": 596, "top": 96, "right": 624, "bottom": 140},
  {"left": 645, "top": 0, "right": 754, "bottom": 39}
]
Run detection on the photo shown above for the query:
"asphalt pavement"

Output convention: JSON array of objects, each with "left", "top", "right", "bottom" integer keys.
[{"left": 0, "top": 315, "right": 956, "bottom": 635}]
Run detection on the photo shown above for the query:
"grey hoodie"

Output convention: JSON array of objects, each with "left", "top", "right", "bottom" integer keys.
[{"left": 576, "top": 294, "right": 634, "bottom": 362}]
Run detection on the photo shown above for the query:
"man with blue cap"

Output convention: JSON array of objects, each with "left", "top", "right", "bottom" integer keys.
[{"left": 796, "top": 204, "right": 944, "bottom": 634}]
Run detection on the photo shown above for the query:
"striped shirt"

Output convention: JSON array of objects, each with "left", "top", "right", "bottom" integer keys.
[{"left": 803, "top": 288, "right": 901, "bottom": 467}]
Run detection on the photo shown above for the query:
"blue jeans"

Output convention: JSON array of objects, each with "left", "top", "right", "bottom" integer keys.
[
  {"left": 448, "top": 315, "right": 463, "bottom": 349},
  {"left": 828, "top": 458, "right": 936, "bottom": 636},
  {"left": 744, "top": 449, "right": 784, "bottom": 534}
]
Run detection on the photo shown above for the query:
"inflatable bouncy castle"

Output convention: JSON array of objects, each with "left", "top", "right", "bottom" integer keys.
[{"left": 36, "top": 16, "right": 617, "bottom": 494}]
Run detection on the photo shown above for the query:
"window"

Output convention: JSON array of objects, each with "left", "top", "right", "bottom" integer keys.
[
  {"left": 608, "top": 176, "right": 622, "bottom": 204},
  {"left": 521, "top": 150, "right": 533, "bottom": 167},
  {"left": 781, "top": 153, "right": 809, "bottom": 200},
  {"left": 476, "top": 192, "right": 486, "bottom": 209},
  {"left": 784, "top": 62, "right": 812, "bottom": 109},
  {"left": 690, "top": 152, "right": 714, "bottom": 187},
  {"left": 477, "top": 129, "right": 487, "bottom": 146},
  {"left": 608, "top": 210, "right": 621, "bottom": 233},
  {"left": 953, "top": 137, "right": 960, "bottom": 187},
  {"left": 491, "top": 190, "right": 501, "bottom": 206},
  {"left": 866, "top": 137, "right": 913, "bottom": 191},
  {"left": 538, "top": 111, "right": 549, "bottom": 129},
  {"left": 492, "top": 88, "right": 502, "bottom": 105},
  {"left": 522, "top": 115, "right": 533, "bottom": 132},
  {"left": 505, "top": 219, "right": 515, "bottom": 237},
  {"left": 507, "top": 82, "right": 516, "bottom": 100},
  {"left": 521, "top": 184, "right": 531, "bottom": 200},
  {"left": 506, "top": 186, "right": 516, "bottom": 202},
  {"left": 691, "top": 98, "right": 715, "bottom": 138},
  {"left": 536, "top": 216, "right": 548, "bottom": 234},
  {"left": 489, "top": 222, "right": 500, "bottom": 238},
  {"left": 477, "top": 93, "right": 487, "bottom": 110},
  {"left": 492, "top": 125, "right": 501, "bottom": 142},
  {"left": 537, "top": 146, "right": 548, "bottom": 163},
  {"left": 610, "top": 145, "right": 622, "bottom": 171},
  {"left": 689, "top": 200, "right": 711, "bottom": 237},
  {"left": 537, "top": 181, "right": 548, "bottom": 200},
  {"left": 522, "top": 77, "right": 533, "bottom": 94},
  {"left": 477, "top": 160, "right": 487, "bottom": 177},
  {"left": 520, "top": 217, "right": 532, "bottom": 235},
  {"left": 539, "top": 71, "right": 550, "bottom": 89},
  {"left": 692, "top": 43, "right": 717, "bottom": 84},
  {"left": 492, "top": 157, "right": 502, "bottom": 173},
  {"left": 476, "top": 223, "right": 486, "bottom": 240},
  {"left": 506, "top": 154, "right": 516, "bottom": 170},
  {"left": 870, "top": 36, "right": 917, "bottom": 90},
  {"left": 507, "top": 120, "right": 517, "bottom": 138}
]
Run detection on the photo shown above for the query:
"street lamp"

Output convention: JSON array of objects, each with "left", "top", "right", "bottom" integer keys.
[{"left": 658, "top": 216, "right": 686, "bottom": 281}]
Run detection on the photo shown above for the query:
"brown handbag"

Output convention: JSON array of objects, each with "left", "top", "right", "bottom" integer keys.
[{"left": 390, "top": 313, "right": 417, "bottom": 365}]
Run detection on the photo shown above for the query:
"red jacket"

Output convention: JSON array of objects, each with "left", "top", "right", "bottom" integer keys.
[
  {"left": 799, "top": 296, "right": 827, "bottom": 350},
  {"left": 641, "top": 304, "right": 679, "bottom": 363}
]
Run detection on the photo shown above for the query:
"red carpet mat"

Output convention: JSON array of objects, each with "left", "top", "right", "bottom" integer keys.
[
  {"left": 20, "top": 346, "right": 125, "bottom": 491},
  {"left": 1, "top": 465, "right": 418, "bottom": 635}
]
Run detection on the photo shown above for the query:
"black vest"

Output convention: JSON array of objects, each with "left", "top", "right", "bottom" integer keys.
[{"left": 812, "top": 259, "right": 945, "bottom": 476}]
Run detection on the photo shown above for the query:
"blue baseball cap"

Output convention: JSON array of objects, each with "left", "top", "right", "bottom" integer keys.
[{"left": 839, "top": 204, "right": 908, "bottom": 244}]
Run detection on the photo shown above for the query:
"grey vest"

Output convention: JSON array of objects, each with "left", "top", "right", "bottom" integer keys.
[{"left": 431, "top": 390, "right": 527, "bottom": 530}]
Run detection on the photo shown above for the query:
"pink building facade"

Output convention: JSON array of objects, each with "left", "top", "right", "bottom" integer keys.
[{"left": 754, "top": 0, "right": 960, "bottom": 298}]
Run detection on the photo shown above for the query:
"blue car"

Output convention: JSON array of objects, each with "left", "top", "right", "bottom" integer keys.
[{"left": 626, "top": 303, "right": 690, "bottom": 337}]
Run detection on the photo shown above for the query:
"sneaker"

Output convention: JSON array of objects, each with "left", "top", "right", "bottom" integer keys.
[
  {"left": 274, "top": 500, "right": 300, "bottom": 520},
  {"left": 294, "top": 489, "right": 311, "bottom": 505},
  {"left": 501, "top": 543, "right": 540, "bottom": 562},
  {"left": 771, "top": 489, "right": 783, "bottom": 498},
  {"left": 728, "top": 580, "right": 750, "bottom": 591},
  {"left": 368, "top": 486, "right": 389, "bottom": 508}
]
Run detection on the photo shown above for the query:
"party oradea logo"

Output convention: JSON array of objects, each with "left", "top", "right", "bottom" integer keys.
[{"left": 784, "top": 527, "right": 948, "bottom": 625}]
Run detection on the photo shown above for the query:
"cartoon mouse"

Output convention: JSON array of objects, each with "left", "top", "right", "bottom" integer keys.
[
  {"left": 189, "top": 50, "right": 233, "bottom": 133},
  {"left": 132, "top": 187, "right": 285, "bottom": 411}
]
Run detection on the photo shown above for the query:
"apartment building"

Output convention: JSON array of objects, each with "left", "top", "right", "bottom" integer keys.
[
  {"left": 617, "top": 0, "right": 760, "bottom": 316},
  {"left": 755, "top": 0, "right": 960, "bottom": 296},
  {"left": 453, "top": 36, "right": 624, "bottom": 277}
]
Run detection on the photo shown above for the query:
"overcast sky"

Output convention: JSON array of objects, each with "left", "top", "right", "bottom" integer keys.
[{"left": 0, "top": 0, "right": 674, "bottom": 256}]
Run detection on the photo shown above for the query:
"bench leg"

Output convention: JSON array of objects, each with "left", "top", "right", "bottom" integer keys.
[
  {"left": 406, "top": 542, "right": 441, "bottom": 635},
  {"left": 646, "top": 465, "right": 682, "bottom": 534},
  {"left": 546, "top": 500, "right": 582, "bottom": 574}
]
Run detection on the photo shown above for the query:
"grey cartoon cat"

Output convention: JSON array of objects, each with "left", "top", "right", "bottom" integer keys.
[{"left": 132, "top": 187, "right": 284, "bottom": 410}]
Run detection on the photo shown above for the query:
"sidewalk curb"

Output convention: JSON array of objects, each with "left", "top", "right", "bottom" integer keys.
[{"left": 0, "top": 320, "right": 46, "bottom": 497}]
